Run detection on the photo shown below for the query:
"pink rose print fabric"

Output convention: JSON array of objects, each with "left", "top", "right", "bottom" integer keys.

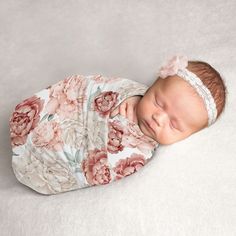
[
  {"left": 9, "top": 74, "right": 159, "bottom": 195},
  {"left": 10, "top": 95, "right": 44, "bottom": 147}
]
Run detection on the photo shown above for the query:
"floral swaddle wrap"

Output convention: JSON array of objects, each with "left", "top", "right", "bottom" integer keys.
[{"left": 9, "top": 74, "right": 159, "bottom": 195}]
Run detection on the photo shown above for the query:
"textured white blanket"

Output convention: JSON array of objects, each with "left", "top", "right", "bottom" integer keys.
[{"left": 1, "top": 1, "right": 235, "bottom": 235}]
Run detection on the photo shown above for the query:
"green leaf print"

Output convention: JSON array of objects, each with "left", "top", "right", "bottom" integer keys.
[
  {"left": 75, "top": 150, "right": 83, "bottom": 163},
  {"left": 48, "top": 114, "right": 54, "bottom": 121},
  {"left": 63, "top": 151, "right": 75, "bottom": 162},
  {"left": 75, "top": 167, "right": 83, "bottom": 173},
  {"left": 87, "top": 86, "right": 102, "bottom": 110},
  {"left": 40, "top": 114, "right": 48, "bottom": 122}
]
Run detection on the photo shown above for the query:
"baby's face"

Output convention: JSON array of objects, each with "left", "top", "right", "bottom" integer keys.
[{"left": 135, "top": 75, "right": 208, "bottom": 145}]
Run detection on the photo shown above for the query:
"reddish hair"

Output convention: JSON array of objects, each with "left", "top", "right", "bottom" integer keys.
[{"left": 187, "top": 61, "right": 227, "bottom": 123}]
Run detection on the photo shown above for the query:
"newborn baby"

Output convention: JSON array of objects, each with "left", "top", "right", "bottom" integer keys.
[
  {"left": 112, "top": 56, "right": 227, "bottom": 145},
  {"left": 9, "top": 55, "right": 227, "bottom": 195}
]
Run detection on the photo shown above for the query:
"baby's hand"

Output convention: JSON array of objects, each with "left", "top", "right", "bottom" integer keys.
[{"left": 109, "top": 95, "right": 142, "bottom": 123}]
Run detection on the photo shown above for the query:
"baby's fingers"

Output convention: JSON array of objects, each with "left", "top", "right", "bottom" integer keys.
[
  {"left": 126, "top": 104, "right": 134, "bottom": 122},
  {"left": 119, "top": 103, "right": 127, "bottom": 117},
  {"left": 110, "top": 107, "right": 119, "bottom": 118}
]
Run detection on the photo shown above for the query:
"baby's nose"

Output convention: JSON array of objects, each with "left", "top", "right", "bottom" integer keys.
[{"left": 153, "top": 111, "right": 168, "bottom": 126}]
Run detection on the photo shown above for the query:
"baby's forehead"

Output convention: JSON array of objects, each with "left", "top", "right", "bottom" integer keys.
[
  {"left": 154, "top": 76, "right": 198, "bottom": 97},
  {"left": 152, "top": 77, "right": 204, "bottom": 116}
]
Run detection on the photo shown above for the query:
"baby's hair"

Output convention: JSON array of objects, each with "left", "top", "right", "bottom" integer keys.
[{"left": 187, "top": 61, "right": 227, "bottom": 122}]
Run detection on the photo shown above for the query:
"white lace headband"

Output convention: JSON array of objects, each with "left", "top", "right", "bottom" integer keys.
[{"left": 157, "top": 55, "right": 217, "bottom": 126}]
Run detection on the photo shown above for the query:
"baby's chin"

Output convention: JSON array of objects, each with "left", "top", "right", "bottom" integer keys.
[{"left": 137, "top": 120, "right": 173, "bottom": 145}]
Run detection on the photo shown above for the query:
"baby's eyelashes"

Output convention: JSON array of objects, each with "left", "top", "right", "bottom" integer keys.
[
  {"left": 154, "top": 97, "right": 163, "bottom": 108},
  {"left": 170, "top": 122, "right": 175, "bottom": 129}
]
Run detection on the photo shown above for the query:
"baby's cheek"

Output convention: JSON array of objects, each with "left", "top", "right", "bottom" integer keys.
[
  {"left": 136, "top": 99, "right": 146, "bottom": 113},
  {"left": 156, "top": 128, "right": 175, "bottom": 145}
]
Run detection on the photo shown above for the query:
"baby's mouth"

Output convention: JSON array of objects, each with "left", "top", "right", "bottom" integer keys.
[{"left": 144, "top": 120, "right": 156, "bottom": 135}]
